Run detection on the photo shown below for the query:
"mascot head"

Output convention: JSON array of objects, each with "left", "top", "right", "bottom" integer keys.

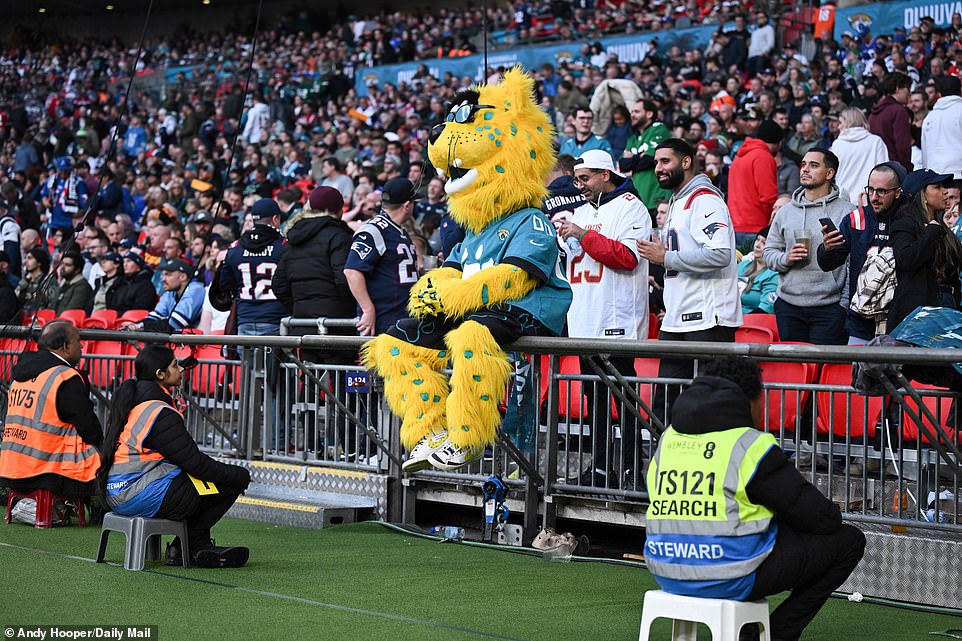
[{"left": 428, "top": 67, "right": 555, "bottom": 234}]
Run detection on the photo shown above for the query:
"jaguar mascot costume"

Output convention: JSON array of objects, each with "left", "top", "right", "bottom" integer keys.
[{"left": 362, "top": 68, "right": 571, "bottom": 472}]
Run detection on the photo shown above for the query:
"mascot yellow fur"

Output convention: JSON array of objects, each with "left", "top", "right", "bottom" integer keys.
[{"left": 362, "top": 68, "right": 571, "bottom": 472}]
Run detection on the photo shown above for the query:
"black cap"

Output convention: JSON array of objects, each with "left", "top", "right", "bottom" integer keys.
[
  {"left": 99, "top": 251, "right": 122, "bottom": 264},
  {"left": 757, "top": 120, "right": 784, "bottom": 144},
  {"left": 190, "top": 210, "right": 213, "bottom": 224},
  {"left": 250, "top": 198, "right": 282, "bottom": 220},
  {"left": 0, "top": 250, "right": 9, "bottom": 263},
  {"left": 902, "top": 169, "right": 953, "bottom": 198},
  {"left": 160, "top": 258, "right": 194, "bottom": 276},
  {"left": 381, "top": 178, "right": 422, "bottom": 205}
]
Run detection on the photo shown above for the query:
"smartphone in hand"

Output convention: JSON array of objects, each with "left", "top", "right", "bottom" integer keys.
[{"left": 819, "top": 217, "right": 837, "bottom": 233}]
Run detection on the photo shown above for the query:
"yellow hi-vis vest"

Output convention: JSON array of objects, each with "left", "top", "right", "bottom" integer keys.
[{"left": 645, "top": 426, "right": 777, "bottom": 600}]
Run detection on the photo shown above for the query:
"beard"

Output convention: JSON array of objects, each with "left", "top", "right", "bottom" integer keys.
[{"left": 657, "top": 165, "right": 686, "bottom": 190}]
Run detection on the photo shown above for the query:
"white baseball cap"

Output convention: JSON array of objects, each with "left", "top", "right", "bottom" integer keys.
[{"left": 575, "top": 149, "right": 622, "bottom": 178}]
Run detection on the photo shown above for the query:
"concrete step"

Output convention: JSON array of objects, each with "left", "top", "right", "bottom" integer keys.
[{"left": 228, "top": 483, "right": 377, "bottom": 529}]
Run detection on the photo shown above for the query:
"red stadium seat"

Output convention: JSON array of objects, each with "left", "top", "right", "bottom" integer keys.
[
  {"left": 741, "top": 313, "right": 779, "bottom": 341},
  {"left": 34, "top": 309, "right": 57, "bottom": 325},
  {"left": 901, "top": 382, "right": 957, "bottom": 445},
  {"left": 735, "top": 325, "right": 775, "bottom": 344},
  {"left": 82, "top": 318, "right": 109, "bottom": 329},
  {"left": 86, "top": 341, "right": 123, "bottom": 388},
  {"left": 757, "top": 358, "right": 818, "bottom": 433},
  {"left": 634, "top": 356, "right": 660, "bottom": 418},
  {"left": 815, "top": 363, "right": 881, "bottom": 439},
  {"left": 538, "top": 355, "right": 586, "bottom": 420},
  {"left": 118, "top": 309, "right": 150, "bottom": 326},
  {"left": 55, "top": 309, "right": 86, "bottom": 326},
  {"left": 89, "top": 309, "right": 118, "bottom": 328},
  {"left": 188, "top": 344, "right": 228, "bottom": 395}
]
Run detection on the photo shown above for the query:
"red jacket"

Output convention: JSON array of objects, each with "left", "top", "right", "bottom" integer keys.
[
  {"left": 727, "top": 137, "right": 778, "bottom": 233},
  {"left": 868, "top": 95, "right": 913, "bottom": 171}
]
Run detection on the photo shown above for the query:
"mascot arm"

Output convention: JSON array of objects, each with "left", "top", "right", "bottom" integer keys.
[
  {"left": 433, "top": 262, "right": 539, "bottom": 319},
  {"left": 408, "top": 266, "right": 463, "bottom": 318}
]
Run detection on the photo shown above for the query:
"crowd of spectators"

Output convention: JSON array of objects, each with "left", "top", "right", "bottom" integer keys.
[{"left": 2, "top": 0, "right": 962, "bottom": 349}]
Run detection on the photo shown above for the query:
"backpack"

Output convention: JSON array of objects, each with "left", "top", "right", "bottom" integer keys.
[{"left": 850, "top": 246, "right": 896, "bottom": 336}]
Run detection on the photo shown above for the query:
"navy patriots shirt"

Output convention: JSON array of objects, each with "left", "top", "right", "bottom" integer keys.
[
  {"left": 344, "top": 212, "right": 418, "bottom": 333},
  {"left": 218, "top": 224, "right": 288, "bottom": 326}
]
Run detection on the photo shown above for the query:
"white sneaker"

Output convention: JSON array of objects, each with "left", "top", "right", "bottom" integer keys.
[
  {"left": 428, "top": 437, "right": 482, "bottom": 471},
  {"left": 402, "top": 428, "right": 449, "bottom": 474}
]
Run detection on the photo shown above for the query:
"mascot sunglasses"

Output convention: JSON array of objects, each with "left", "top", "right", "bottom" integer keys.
[{"left": 446, "top": 102, "right": 496, "bottom": 124}]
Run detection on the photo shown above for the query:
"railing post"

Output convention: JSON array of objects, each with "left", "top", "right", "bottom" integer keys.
[{"left": 542, "top": 354, "right": 561, "bottom": 530}]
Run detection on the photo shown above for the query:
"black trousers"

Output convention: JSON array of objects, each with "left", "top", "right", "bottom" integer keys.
[
  {"left": 652, "top": 325, "right": 736, "bottom": 425},
  {"left": 578, "top": 355, "right": 639, "bottom": 475},
  {"left": 155, "top": 473, "right": 243, "bottom": 549},
  {"left": 748, "top": 523, "right": 866, "bottom": 641},
  {"left": 386, "top": 304, "right": 549, "bottom": 349}
]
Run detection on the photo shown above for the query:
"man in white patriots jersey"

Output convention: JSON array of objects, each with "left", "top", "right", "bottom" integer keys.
[
  {"left": 637, "top": 138, "right": 741, "bottom": 423},
  {"left": 558, "top": 149, "right": 650, "bottom": 488}
]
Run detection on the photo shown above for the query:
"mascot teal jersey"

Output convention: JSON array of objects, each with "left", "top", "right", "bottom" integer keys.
[{"left": 443, "top": 207, "right": 571, "bottom": 336}]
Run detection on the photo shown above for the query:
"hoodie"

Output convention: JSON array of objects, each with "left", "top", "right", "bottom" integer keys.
[
  {"left": 868, "top": 95, "right": 913, "bottom": 171},
  {"left": 763, "top": 184, "right": 853, "bottom": 307},
  {"left": 728, "top": 137, "right": 778, "bottom": 233},
  {"left": 218, "top": 223, "right": 288, "bottom": 326},
  {"left": 4, "top": 350, "right": 102, "bottom": 495},
  {"left": 921, "top": 95, "right": 962, "bottom": 179},
  {"left": 830, "top": 126, "right": 889, "bottom": 202},
  {"left": 669, "top": 375, "right": 842, "bottom": 534}
]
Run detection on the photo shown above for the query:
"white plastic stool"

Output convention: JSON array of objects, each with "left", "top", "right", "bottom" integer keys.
[{"left": 638, "top": 590, "right": 770, "bottom": 641}]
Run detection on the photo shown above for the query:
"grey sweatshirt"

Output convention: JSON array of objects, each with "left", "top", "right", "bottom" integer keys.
[{"left": 763, "top": 184, "right": 853, "bottom": 307}]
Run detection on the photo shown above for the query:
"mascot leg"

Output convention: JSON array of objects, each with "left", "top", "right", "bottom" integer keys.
[
  {"left": 361, "top": 334, "right": 449, "bottom": 473},
  {"left": 429, "top": 320, "right": 512, "bottom": 471}
]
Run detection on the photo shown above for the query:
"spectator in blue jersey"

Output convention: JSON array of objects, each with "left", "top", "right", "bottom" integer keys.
[
  {"left": 559, "top": 108, "right": 614, "bottom": 162},
  {"left": 121, "top": 259, "right": 205, "bottom": 333},
  {"left": 344, "top": 178, "right": 420, "bottom": 336},
  {"left": 39, "top": 156, "right": 87, "bottom": 238},
  {"left": 122, "top": 115, "right": 148, "bottom": 159},
  {"left": 213, "top": 198, "right": 287, "bottom": 336}
]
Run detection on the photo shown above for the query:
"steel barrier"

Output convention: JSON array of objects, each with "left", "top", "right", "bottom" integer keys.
[{"left": 1, "top": 324, "right": 961, "bottom": 535}]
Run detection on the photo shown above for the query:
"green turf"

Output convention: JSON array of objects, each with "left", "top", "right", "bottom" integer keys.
[{"left": 0, "top": 518, "right": 956, "bottom": 640}]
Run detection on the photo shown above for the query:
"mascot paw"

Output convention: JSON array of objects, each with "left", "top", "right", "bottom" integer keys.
[{"left": 408, "top": 277, "right": 445, "bottom": 318}]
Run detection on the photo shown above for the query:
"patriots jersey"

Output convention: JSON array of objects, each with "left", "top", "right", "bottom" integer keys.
[
  {"left": 443, "top": 208, "right": 572, "bottom": 335},
  {"left": 219, "top": 228, "right": 288, "bottom": 326},
  {"left": 345, "top": 212, "right": 418, "bottom": 333},
  {"left": 661, "top": 179, "right": 741, "bottom": 332}
]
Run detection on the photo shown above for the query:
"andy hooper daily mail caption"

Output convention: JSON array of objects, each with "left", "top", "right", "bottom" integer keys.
[{"left": 4, "top": 627, "right": 156, "bottom": 640}]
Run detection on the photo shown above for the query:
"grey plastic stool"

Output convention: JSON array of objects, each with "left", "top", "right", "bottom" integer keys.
[{"left": 96, "top": 513, "right": 191, "bottom": 571}]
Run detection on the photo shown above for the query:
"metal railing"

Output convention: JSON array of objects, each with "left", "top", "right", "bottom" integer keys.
[{"left": 2, "top": 324, "right": 961, "bottom": 536}]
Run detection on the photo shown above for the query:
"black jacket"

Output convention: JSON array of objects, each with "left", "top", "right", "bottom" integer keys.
[
  {"left": 888, "top": 203, "right": 962, "bottom": 332},
  {"left": 106, "top": 268, "right": 157, "bottom": 315},
  {"left": 670, "top": 375, "right": 842, "bottom": 535},
  {"left": 135, "top": 381, "right": 250, "bottom": 490},
  {"left": 5, "top": 350, "right": 102, "bottom": 495},
  {"left": 273, "top": 211, "right": 356, "bottom": 321}
]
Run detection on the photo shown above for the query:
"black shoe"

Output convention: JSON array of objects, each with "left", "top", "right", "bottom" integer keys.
[
  {"left": 164, "top": 541, "right": 183, "bottom": 566},
  {"left": 578, "top": 468, "right": 609, "bottom": 488},
  {"left": 192, "top": 545, "right": 250, "bottom": 568}
]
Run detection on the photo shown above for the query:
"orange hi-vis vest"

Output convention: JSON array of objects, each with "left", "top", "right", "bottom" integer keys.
[
  {"left": 105, "top": 399, "right": 180, "bottom": 510},
  {"left": 0, "top": 365, "right": 100, "bottom": 483}
]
